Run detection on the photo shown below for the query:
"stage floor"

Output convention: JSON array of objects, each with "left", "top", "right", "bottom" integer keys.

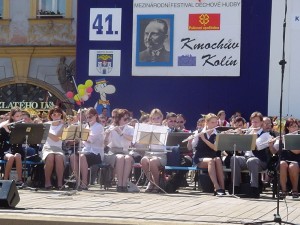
[{"left": 0, "top": 184, "right": 300, "bottom": 225}]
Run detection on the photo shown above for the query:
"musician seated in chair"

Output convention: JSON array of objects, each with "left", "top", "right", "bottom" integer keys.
[
  {"left": 0, "top": 107, "right": 25, "bottom": 186},
  {"left": 140, "top": 108, "right": 166, "bottom": 193},
  {"left": 269, "top": 117, "right": 300, "bottom": 199},
  {"left": 72, "top": 108, "right": 104, "bottom": 190},
  {"left": 105, "top": 109, "right": 134, "bottom": 192},
  {"left": 230, "top": 111, "right": 271, "bottom": 198},
  {"left": 192, "top": 113, "right": 226, "bottom": 196},
  {"left": 42, "top": 107, "right": 65, "bottom": 189}
]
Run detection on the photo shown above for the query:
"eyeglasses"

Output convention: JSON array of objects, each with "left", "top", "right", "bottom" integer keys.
[
  {"left": 169, "top": 120, "right": 176, "bottom": 123},
  {"left": 86, "top": 115, "right": 94, "bottom": 119},
  {"left": 289, "top": 124, "right": 299, "bottom": 128},
  {"left": 177, "top": 121, "right": 184, "bottom": 124},
  {"left": 52, "top": 113, "right": 62, "bottom": 117}
]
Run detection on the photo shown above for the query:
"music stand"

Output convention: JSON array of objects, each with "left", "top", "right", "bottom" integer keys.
[
  {"left": 132, "top": 123, "right": 169, "bottom": 193},
  {"left": 166, "top": 132, "right": 191, "bottom": 153},
  {"left": 215, "top": 134, "right": 256, "bottom": 198},
  {"left": 61, "top": 124, "right": 89, "bottom": 190},
  {"left": 61, "top": 125, "right": 89, "bottom": 141},
  {"left": 9, "top": 123, "right": 49, "bottom": 187},
  {"left": 284, "top": 135, "right": 300, "bottom": 150}
]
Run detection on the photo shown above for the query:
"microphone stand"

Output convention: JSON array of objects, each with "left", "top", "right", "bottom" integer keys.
[{"left": 249, "top": 1, "right": 295, "bottom": 224}]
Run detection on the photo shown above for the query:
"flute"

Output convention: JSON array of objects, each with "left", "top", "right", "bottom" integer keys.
[
  {"left": 182, "top": 126, "right": 219, "bottom": 143},
  {"left": 6, "top": 119, "right": 24, "bottom": 126},
  {"left": 262, "top": 129, "right": 300, "bottom": 146},
  {"left": 104, "top": 121, "right": 133, "bottom": 133}
]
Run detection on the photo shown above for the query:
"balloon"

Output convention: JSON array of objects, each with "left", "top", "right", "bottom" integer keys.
[
  {"left": 81, "top": 94, "right": 89, "bottom": 101},
  {"left": 74, "top": 94, "right": 80, "bottom": 101},
  {"left": 85, "top": 79, "right": 93, "bottom": 87},
  {"left": 78, "top": 84, "right": 86, "bottom": 90},
  {"left": 66, "top": 91, "right": 74, "bottom": 99},
  {"left": 86, "top": 87, "right": 93, "bottom": 93},
  {"left": 76, "top": 101, "right": 81, "bottom": 106},
  {"left": 78, "top": 89, "right": 85, "bottom": 96}
]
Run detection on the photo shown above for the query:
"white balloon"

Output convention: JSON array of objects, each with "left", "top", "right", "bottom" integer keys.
[{"left": 81, "top": 94, "right": 89, "bottom": 101}]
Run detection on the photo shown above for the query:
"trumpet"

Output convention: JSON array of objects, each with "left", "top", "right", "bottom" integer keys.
[{"left": 182, "top": 126, "right": 219, "bottom": 143}]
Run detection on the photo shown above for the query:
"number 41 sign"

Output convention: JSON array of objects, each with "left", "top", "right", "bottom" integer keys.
[{"left": 89, "top": 8, "right": 122, "bottom": 41}]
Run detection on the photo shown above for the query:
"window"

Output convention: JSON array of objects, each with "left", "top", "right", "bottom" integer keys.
[
  {"left": 37, "top": 0, "right": 66, "bottom": 18},
  {"left": 0, "top": 0, "right": 9, "bottom": 20},
  {"left": 0, "top": 0, "right": 3, "bottom": 19}
]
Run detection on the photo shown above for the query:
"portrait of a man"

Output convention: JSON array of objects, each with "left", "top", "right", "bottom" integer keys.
[{"left": 136, "top": 15, "right": 173, "bottom": 66}]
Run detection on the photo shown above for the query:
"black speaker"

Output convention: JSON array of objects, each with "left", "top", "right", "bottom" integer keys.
[{"left": 0, "top": 180, "right": 20, "bottom": 208}]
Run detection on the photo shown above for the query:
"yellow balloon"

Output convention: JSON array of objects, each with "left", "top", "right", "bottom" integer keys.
[
  {"left": 78, "top": 84, "right": 86, "bottom": 90},
  {"left": 85, "top": 79, "right": 93, "bottom": 87},
  {"left": 78, "top": 89, "right": 85, "bottom": 96},
  {"left": 74, "top": 95, "right": 80, "bottom": 101}
]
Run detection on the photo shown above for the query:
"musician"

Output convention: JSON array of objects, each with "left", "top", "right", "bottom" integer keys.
[
  {"left": 230, "top": 111, "right": 271, "bottom": 198},
  {"left": 263, "top": 116, "right": 279, "bottom": 138},
  {"left": 187, "top": 117, "right": 205, "bottom": 152},
  {"left": 74, "top": 108, "right": 104, "bottom": 190},
  {"left": 0, "top": 107, "right": 24, "bottom": 186},
  {"left": 140, "top": 108, "right": 165, "bottom": 193},
  {"left": 223, "top": 116, "right": 246, "bottom": 168},
  {"left": 105, "top": 109, "right": 134, "bottom": 192},
  {"left": 217, "top": 110, "right": 230, "bottom": 127},
  {"left": 176, "top": 114, "right": 189, "bottom": 132},
  {"left": 42, "top": 107, "right": 65, "bottom": 189},
  {"left": 269, "top": 117, "right": 300, "bottom": 199},
  {"left": 193, "top": 113, "right": 225, "bottom": 196}
]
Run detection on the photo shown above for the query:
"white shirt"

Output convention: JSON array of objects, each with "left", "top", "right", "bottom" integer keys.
[
  {"left": 44, "top": 123, "right": 64, "bottom": 148},
  {"left": 244, "top": 128, "right": 271, "bottom": 157},
  {"left": 82, "top": 122, "right": 104, "bottom": 159},
  {"left": 107, "top": 125, "right": 134, "bottom": 152}
]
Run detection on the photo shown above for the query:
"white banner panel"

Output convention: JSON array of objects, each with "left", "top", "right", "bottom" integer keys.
[
  {"left": 132, "top": 0, "right": 241, "bottom": 76},
  {"left": 88, "top": 50, "right": 121, "bottom": 76},
  {"left": 89, "top": 8, "right": 122, "bottom": 41},
  {"left": 268, "top": 0, "right": 300, "bottom": 118}
]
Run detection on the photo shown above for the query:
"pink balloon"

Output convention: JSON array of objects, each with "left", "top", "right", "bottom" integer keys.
[
  {"left": 76, "top": 101, "right": 81, "bottom": 106},
  {"left": 86, "top": 87, "right": 93, "bottom": 93},
  {"left": 66, "top": 91, "right": 74, "bottom": 99}
]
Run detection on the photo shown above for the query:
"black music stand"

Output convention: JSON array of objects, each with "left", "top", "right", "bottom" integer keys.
[
  {"left": 284, "top": 135, "right": 300, "bottom": 150},
  {"left": 215, "top": 134, "right": 256, "bottom": 198},
  {"left": 166, "top": 132, "right": 191, "bottom": 153},
  {"left": 10, "top": 123, "right": 49, "bottom": 188}
]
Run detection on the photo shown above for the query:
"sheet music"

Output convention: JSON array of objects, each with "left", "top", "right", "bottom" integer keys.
[
  {"left": 132, "top": 123, "right": 168, "bottom": 148},
  {"left": 61, "top": 125, "right": 89, "bottom": 141}
]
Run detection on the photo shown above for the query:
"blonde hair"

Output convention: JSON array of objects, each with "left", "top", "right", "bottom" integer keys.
[
  {"left": 150, "top": 108, "right": 163, "bottom": 120},
  {"left": 204, "top": 113, "right": 217, "bottom": 123}
]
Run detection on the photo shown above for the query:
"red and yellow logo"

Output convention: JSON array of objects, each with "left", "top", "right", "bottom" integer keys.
[{"left": 189, "top": 14, "right": 220, "bottom": 31}]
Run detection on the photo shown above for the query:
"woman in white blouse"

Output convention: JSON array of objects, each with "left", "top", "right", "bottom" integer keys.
[
  {"left": 105, "top": 109, "right": 134, "bottom": 192},
  {"left": 76, "top": 107, "right": 104, "bottom": 190},
  {"left": 42, "top": 107, "right": 65, "bottom": 189}
]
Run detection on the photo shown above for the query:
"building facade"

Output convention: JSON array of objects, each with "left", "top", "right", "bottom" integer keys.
[{"left": 0, "top": 0, "right": 76, "bottom": 113}]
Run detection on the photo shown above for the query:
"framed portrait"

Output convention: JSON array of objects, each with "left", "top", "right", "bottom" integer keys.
[{"left": 136, "top": 14, "right": 174, "bottom": 67}]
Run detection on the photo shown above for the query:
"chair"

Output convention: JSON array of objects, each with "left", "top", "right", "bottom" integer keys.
[
  {"left": 88, "top": 163, "right": 111, "bottom": 189},
  {"left": 0, "top": 160, "right": 8, "bottom": 179}
]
